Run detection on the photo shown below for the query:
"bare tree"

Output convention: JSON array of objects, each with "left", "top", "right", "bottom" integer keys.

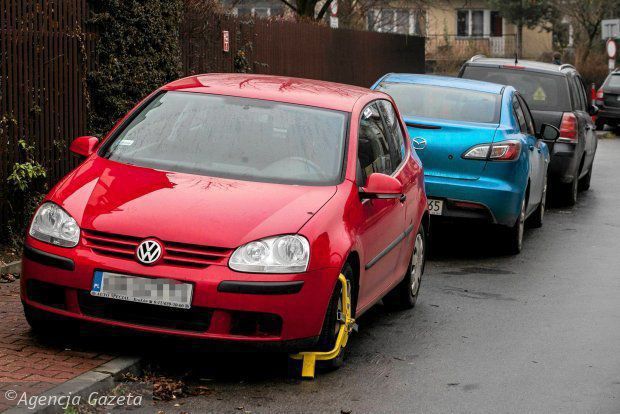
[
  {"left": 278, "top": 0, "right": 334, "bottom": 20},
  {"left": 557, "top": 0, "right": 620, "bottom": 63}
]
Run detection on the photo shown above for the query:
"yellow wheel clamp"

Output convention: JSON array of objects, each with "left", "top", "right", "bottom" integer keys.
[{"left": 290, "top": 274, "right": 355, "bottom": 379}]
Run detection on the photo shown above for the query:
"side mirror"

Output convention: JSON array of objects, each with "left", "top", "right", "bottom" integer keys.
[
  {"left": 588, "top": 104, "right": 599, "bottom": 116},
  {"left": 537, "top": 123, "right": 560, "bottom": 142},
  {"left": 70, "top": 136, "right": 99, "bottom": 157},
  {"left": 359, "top": 173, "right": 403, "bottom": 199}
]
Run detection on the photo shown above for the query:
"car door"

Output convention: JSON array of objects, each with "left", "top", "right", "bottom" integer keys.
[
  {"left": 376, "top": 99, "right": 422, "bottom": 287},
  {"left": 356, "top": 102, "right": 407, "bottom": 306},
  {"left": 575, "top": 74, "right": 597, "bottom": 174},
  {"left": 517, "top": 93, "right": 546, "bottom": 209},
  {"left": 513, "top": 94, "right": 542, "bottom": 214}
]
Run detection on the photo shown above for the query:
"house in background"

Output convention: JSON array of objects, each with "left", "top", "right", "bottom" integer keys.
[
  {"left": 425, "top": 1, "right": 552, "bottom": 59},
  {"left": 371, "top": 1, "right": 552, "bottom": 59},
  {"left": 217, "top": 0, "right": 553, "bottom": 59},
  {"left": 219, "top": 0, "right": 285, "bottom": 18}
]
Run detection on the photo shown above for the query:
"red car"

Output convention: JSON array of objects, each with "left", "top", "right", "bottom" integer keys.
[{"left": 21, "top": 74, "right": 428, "bottom": 360}]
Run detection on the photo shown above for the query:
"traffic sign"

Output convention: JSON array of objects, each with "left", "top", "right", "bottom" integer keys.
[
  {"left": 607, "top": 38, "right": 617, "bottom": 59},
  {"left": 602, "top": 19, "right": 620, "bottom": 40}
]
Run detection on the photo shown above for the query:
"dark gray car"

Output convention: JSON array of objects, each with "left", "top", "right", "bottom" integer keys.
[
  {"left": 459, "top": 56, "right": 598, "bottom": 206},
  {"left": 595, "top": 68, "right": 620, "bottom": 130}
]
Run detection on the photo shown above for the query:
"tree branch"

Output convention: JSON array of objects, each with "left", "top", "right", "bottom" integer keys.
[
  {"left": 316, "top": 0, "right": 334, "bottom": 20},
  {"left": 278, "top": 0, "right": 298, "bottom": 12}
]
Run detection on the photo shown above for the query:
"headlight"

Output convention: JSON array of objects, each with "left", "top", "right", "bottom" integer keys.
[
  {"left": 29, "top": 202, "right": 80, "bottom": 247},
  {"left": 229, "top": 235, "right": 310, "bottom": 273}
]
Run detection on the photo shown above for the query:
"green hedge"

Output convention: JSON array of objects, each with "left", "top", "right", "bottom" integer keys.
[{"left": 88, "top": 0, "right": 183, "bottom": 136}]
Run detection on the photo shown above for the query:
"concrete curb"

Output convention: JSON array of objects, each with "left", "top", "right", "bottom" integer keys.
[
  {"left": 4, "top": 356, "right": 142, "bottom": 414},
  {"left": 0, "top": 260, "right": 21, "bottom": 276}
]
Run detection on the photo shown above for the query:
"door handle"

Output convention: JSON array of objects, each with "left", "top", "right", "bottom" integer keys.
[{"left": 399, "top": 194, "right": 407, "bottom": 203}]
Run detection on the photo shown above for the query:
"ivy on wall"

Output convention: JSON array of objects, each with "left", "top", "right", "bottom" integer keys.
[{"left": 88, "top": 0, "right": 184, "bottom": 136}]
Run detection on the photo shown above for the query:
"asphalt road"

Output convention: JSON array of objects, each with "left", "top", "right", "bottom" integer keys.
[{"left": 118, "top": 137, "right": 620, "bottom": 414}]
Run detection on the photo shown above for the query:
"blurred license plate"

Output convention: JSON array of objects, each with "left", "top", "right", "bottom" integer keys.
[
  {"left": 91, "top": 271, "right": 192, "bottom": 309},
  {"left": 427, "top": 199, "right": 444, "bottom": 215}
]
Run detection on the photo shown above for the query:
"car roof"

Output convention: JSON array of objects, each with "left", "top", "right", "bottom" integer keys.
[
  {"left": 162, "top": 73, "right": 382, "bottom": 112},
  {"left": 464, "top": 57, "right": 576, "bottom": 76},
  {"left": 376, "top": 73, "right": 505, "bottom": 94}
]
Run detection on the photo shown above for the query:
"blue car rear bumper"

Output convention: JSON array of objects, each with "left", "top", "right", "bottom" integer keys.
[{"left": 425, "top": 175, "right": 524, "bottom": 227}]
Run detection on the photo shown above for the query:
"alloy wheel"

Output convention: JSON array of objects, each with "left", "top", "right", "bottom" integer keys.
[{"left": 410, "top": 233, "right": 425, "bottom": 295}]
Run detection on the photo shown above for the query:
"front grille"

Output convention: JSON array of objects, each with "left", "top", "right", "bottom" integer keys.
[
  {"left": 82, "top": 229, "right": 232, "bottom": 268},
  {"left": 78, "top": 291, "right": 212, "bottom": 332}
]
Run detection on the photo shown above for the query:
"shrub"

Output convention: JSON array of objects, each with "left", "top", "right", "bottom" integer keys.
[{"left": 88, "top": 0, "right": 184, "bottom": 136}]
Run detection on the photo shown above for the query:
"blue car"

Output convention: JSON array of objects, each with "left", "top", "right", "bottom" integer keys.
[{"left": 372, "top": 74, "right": 560, "bottom": 254}]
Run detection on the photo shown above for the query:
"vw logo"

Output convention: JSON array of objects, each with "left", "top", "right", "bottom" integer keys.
[
  {"left": 136, "top": 239, "right": 163, "bottom": 265},
  {"left": 412, "top": 137, "right": 427, "bottom": 150}
]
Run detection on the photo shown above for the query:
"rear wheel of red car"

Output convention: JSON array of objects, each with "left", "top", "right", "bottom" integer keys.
[{"left": 383, "top": 226, "right": 426, "bottom": 311}]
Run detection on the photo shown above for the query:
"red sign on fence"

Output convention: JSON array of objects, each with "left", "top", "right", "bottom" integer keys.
[{"left": 222, "top": 30, "right": 230, "bottom": 52}]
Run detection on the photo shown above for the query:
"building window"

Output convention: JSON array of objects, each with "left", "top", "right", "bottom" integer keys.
[
  {"left": 457, "top": 10, "right": 502, "bottom": 38},
  {"left": 491, "top": 11, "right": 503, "bottom": 36},
  {"left": 369, "top": 9, "right": 419, "bottom": 35},
  {"left": 457, "top": 10, "right": 469, "bottom": 36},
  {"left": 471, "top": 10, "right": 484, "bottom": 36}
]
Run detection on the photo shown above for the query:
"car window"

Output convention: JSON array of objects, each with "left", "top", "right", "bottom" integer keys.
[
  {"left": 607, "top": 74, "right": 620, "bottom": 88},
  {"left": 577, "top": 75, "right": 590, "bottom": 110},
  {"left": 517, "top": 95, "right": 536, "bottom": 135},
  {"left": 462, "top": 65, "right": 571, "bottom": 112},
  {"left": 358, "top": 103, "right": 393, "bottom": 182},
  {"left": 102, "top": 91, "right": 348, "bottom": 186},
  {"left": 512, "top": 97, "right": 528, "bottom": 133},
  {"left": 568, "top": 75, "right": 584, "bottom": 111},
  {"left": 377, "top": 100, "right": 406, "bottom": 169},
  {"left": 376, "top": 82, "right": 501, "bottom": 124}
]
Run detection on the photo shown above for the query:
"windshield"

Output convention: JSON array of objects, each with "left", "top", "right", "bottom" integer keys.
[
  {"left": 101, "top": 92, "right": 348, "bottom": 185},
  {"left": 461, "top": 66, "right": 571, "bottom": 112},
  {"left": 376, "top": 82, "right": 501, "bottom": 123}
]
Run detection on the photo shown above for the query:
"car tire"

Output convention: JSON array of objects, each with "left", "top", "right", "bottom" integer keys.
[
  {"left": 315, "top": 263, "right": 354, "bottom": 371},
  {"left": 578, "top": 164, "right": 593, "bottom": 192},
  {"left": 383, "top": 226, "right": 426, "bottom": 311},
  {"left": 560, "top": 175, "right": 579, "bottom": 207},
  {"left": 502, "top": 197, "right": 526, "bottom": 255},
  {"left": 528, "top": 176, "right": 547, "bottom": 229}
]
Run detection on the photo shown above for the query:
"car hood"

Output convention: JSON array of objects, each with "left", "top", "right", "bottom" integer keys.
[{"left": 49, "top": 157, "right": 338, "bottom": 248}]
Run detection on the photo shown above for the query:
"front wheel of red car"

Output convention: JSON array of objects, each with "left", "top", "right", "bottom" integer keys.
[{"left": 383, "top": 226, "right": 426, "bottom": 311}]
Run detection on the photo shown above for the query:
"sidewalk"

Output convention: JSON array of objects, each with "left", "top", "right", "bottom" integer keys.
[{"left": 0, "top": 280, "right": 114, "bottom": 411}]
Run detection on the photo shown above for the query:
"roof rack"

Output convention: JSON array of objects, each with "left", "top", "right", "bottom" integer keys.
[
  {"left": 469, "top": 54, "right": 486, "bottom": 62},
  {"left": 559, "top": 63, "right": 576, "bottom": 71}
]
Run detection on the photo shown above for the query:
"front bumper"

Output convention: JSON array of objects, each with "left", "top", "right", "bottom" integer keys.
[
  {"left": 20, "top": 238, "right": 339, "bottom": 350},
  {"left": 425, "top": 175, "right": 523, "bottom": 227}
]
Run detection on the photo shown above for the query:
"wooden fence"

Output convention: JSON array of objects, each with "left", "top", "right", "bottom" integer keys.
[
  {"left": 0, "top": 0, "right": 96, "bottom": 230},
  {"left": 1, "top": 1, "right": 424, "bottom": 232}
]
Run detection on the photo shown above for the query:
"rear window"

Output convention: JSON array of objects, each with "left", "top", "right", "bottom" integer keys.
[
  {"left": 462, "top": 66, "right": 571, "bottom": 112},
  {"left": 376, "top": 82, "right": 501, "bottom": 124},
  {"left": 607, "top": 74, "right": 620, "bottom": 88}
]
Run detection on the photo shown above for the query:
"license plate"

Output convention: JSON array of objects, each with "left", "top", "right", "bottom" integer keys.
[
  {"left": 91, "top": 271, "right": 193, "bottom": 309},
  {"left": 427, "top": 199, "right": 444, "bottom": 216}
]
